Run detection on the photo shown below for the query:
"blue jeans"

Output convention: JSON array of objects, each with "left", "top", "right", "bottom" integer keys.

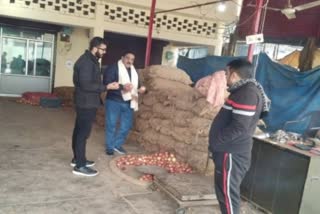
[{"left": 105, "top": 99, "right": 133, "bottom": 151}]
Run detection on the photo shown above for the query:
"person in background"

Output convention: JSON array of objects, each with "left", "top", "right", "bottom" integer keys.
[
  {"left": 72, "top": 37, "right": 119, "bottom": 177},
  {"left": 209, "top": 59, "right": 270, "bottom": 214},
  {"left": 1, "top": 52, "right": 7, "bottom": 73},
  {"left": 103, "top": 50, "right": 146, "bottom": 155}
]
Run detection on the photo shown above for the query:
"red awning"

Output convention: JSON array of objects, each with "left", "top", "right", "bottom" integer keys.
[{"left": 238, "top": 0, "right": 320, "bottom": 40}]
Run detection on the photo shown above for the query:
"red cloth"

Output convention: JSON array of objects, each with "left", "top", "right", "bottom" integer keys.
[{"left": 21, "top": 92, "right": 57, "bottom": 105}]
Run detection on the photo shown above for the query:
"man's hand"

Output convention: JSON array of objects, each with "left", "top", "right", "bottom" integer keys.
[
  {"left": 106, "top": 82, "right": 120, "bottom": 90},
  {"left": 123, "top": 83, "right": 133, "bottom": 92},
  {"left": 138, "top": 86, "right": 146, "bottom": 94}
]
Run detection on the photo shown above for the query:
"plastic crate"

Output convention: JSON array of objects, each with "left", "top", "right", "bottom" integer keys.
[{"left": 40, "top": 97, "right": 62, "bottom": 108}]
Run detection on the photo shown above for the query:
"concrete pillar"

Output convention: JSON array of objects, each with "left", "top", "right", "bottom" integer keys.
[
  {"left": 161, "top": 45, "right": 179, "bottom": 67},
  {"left": 90, "top": 27, "right": 104, "bottom": 38},
  {"left": 211, "top": 23, "right": 225, "bottom": 56},
  {"left": 213, "top": 41, "right": 223, "bottom": 56},
  {"left": 207, "top": 46, "right": 216, "bottom": 55},
  {"left": 90, "top": 3, "right": 105, "bottom": 38}
]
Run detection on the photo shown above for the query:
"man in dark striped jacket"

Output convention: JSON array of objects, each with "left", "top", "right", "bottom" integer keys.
[{"left": 209, "top": 59, "right": 270, "bottom": 214}]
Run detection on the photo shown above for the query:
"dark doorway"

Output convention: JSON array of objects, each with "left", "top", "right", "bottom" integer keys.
[{"left": 102, "top": 31, "right": 169, "bottom": 69}]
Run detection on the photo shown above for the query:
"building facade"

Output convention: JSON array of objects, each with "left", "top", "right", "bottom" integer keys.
[{"left": 0, "top": 0, "right": 241, "bottom": 95}]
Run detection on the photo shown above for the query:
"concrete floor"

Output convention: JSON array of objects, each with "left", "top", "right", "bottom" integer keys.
[
  {"left": 0, "top": 98, "right": 180, "bottom": 214},
  {"left": 0, "top": 98, "right": 262, "bottom": 214}
]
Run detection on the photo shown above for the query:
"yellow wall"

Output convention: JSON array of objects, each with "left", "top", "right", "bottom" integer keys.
[
  {"left": 113, "top": 0, "right": 242, "bottom": 23},
  {"left": 0, "top": 0, "right": 226, "bottom": 46},
  {"left": 54, "top": 28, "right": 89, "bottom": 87},
  {"left": 0, "top": 0, "right": 243, "bottom": 87}
]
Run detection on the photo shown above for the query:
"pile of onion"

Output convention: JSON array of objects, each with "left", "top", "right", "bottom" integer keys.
[
  {"left": 115, "top": 152, "right": 193, "bottom": 181},
  {"left": 16, "top": 98, "right": 39, "bottom": 106}
]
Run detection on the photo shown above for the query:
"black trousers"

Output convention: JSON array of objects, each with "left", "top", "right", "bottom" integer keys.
[
  {"left": 212, "top": 152, "right": 251, "bottom": 214},
  {"left": 72, "top": 108, "right": 97, "bottom": 167}
]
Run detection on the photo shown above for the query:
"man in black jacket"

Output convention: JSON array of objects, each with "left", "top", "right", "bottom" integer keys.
[
  {"left": 209, "top": 59, "right": 270, "bottom": 214},
  {"left": 72, "top": 37, "right": 119, "bottom": 176}
]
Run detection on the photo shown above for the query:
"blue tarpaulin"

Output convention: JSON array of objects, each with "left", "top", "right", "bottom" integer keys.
[
  {"left": 177, "top": 55, "right": 241, "bottom": 83},
  {"left": 255, "top": 53, "right": 320, "bottom": 134},
  {"left": 177, "top": 53, "right": 320, "bottom": 134}
]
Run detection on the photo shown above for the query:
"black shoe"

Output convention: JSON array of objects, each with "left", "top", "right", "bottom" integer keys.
[
  {"left": 72, "top": 166, "right": 98, "bottom": 177},
  {"left": 106, "top": 149, "right": 114, "bottom": 156},
  {"left": 70, "top": 159, "right": 95, "bottom": 167},
  {"left": 114, "top": 147, "right": 126, "bottom": 155}
]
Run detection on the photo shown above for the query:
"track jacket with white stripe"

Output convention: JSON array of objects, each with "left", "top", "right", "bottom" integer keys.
[{"left": 209, "top": 82, "right": 263, "bottom": 154}]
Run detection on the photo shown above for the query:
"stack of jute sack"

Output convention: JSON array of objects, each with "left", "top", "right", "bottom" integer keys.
[
  {"left": 128, "top": 65, "right": 227, "bottom": 173},
  {"left": 54, "top": 87, "right": 74, "bottom": 107},
  {"left": 54, "top": 86, "right": 106, "bottom": 126}
]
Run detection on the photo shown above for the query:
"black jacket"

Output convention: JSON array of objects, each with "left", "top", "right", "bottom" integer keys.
[
  {"left": 73, "top": 50, "right": 105, "bottom": 109},
  {"left": 209, "top": 82, "right": 263, "bottom": 154}
]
